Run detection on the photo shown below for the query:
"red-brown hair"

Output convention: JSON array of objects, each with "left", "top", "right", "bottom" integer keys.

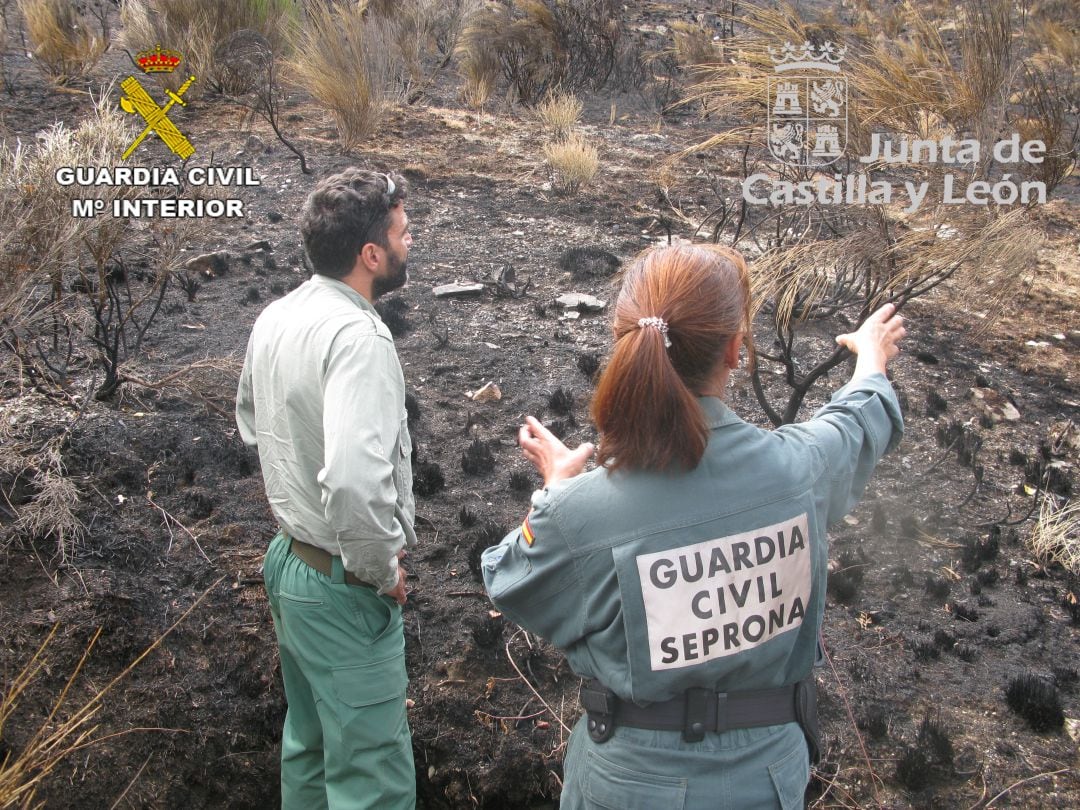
[{"left": 590, "top": 244, "right": 751, "bottom": 472}]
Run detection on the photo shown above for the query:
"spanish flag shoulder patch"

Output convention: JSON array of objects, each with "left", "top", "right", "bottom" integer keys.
[{"left": 521, "top": 516, "right": 536, "bottom": 546}]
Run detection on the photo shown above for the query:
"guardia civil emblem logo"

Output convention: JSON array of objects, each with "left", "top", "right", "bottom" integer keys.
[
  {"left": 119, "top": 45, "right": 197, "bottom": 160},
  {"left": 766, "top": 41, "right": 847, "bottom": 168}
]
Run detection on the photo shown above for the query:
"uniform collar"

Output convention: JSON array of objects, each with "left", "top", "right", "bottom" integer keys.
[
  {"left": 309, "top": 273, "right": 379, "bottom": 316},
  {"left": 699, "top": 396, "right": 743, "bottom": 429}
]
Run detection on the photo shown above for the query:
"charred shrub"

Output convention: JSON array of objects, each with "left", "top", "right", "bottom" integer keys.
[
  {"left": 405, "top": 392, "right": 421, "bottom": 428},
  {"left": 577, "top": 351, "right": 600, "bottom": 379},
  {"left": 547, "top": 387, "right": 574, "bottom": 416},
  {"left": 509, "top": 470, "right": 534, "bottom": 495},
  {"left": 962, "top": 530, "right": 1000, "bottom": 568},
  {"left": 558, "top": 246, "right": 621, "bottom": 279},
  {"left": 926, "top": 387, "right": 948, "bottom": 417},
  {"left": 933, "top": 628, "right": 956, "bottom": 651},
  {"left": 471, "top": 612, "right": 505, "bottom": 648},
  {"left": 467, "top": 521, "right": 509, "bottom": 581},
  {"left": 956, "top": 643, "right": 979, "bottom": 662},
  {"left": 461, "top": 438, "right": 495, "bottom": 475},
  {"left": 375, "top": 296, "right": 411, "bottom": 337},
  {"left": 894, "top": 747, "right": 930, "bottom": 791},
  {"left": 412, "top": 459, "right": 445, "bottom": 497},
  {"left": 459, "top": 505, "right": 478, "bottom": 528},
  {"left": 1005, "top": 674, "right": 1065, "bottom": 732},
  {"left": 917, "top": 715, "right": 954, "bottom": 770},
  {"left": 949, "top": 601, "right": 979, "bottom": 622},
  {"left": 936, "top": 420, "right": 982, "bottom": 468},
  {"left": 924, "top": 575, "right": 951, "bottom": 600},
  {"left": 857, "top": 705, "right": 890, "bottom": 740},
  {"left": 828, "top": 549, "right": 866, "bottom": 605},
  {"left": 908, "top": 635, "right": 939, "bottom": 662}
]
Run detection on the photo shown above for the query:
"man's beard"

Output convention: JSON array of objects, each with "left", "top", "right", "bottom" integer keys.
[{"left": 373, "top": 251, "right": 408, "bottom": 299}]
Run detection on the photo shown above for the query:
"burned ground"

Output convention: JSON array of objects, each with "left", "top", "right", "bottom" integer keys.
[{"left": 1, "top": 2, "right": 1078, "bottom": 808}]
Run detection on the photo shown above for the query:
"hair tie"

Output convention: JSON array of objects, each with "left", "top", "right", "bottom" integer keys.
[
  {"left": 637, "top": 316, "right": 671, "bottom": 348},
  {"left": 384, "top": 173, "right": 396, "bottom": 195}
]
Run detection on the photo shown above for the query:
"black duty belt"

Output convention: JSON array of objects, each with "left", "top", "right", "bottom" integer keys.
[
  {"left": 288, "top": 537, "right": 376, "bottom": 590},
  {"left": 580, "top": 677, "right": 817, "bottom": 748}
]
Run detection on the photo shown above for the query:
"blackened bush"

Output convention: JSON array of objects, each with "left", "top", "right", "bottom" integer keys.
[
  {"left": 375, "top": 296, "right": 411, "bottom": 337},
  {"left": 1005, "top": 674, "right": 1065, "bottom": 732},
  {"left": 462, "top": 438, "right": 495, "bottom": 475},
  {"left": 471, "top": 613, "right": 504, "bottom": 648},
  {"left": 909, "top": 635, "right": 939, "bottom": 662},
  {"left": 459, "top": 505, "right": 478, "bottom": 527},
  {"left": 548, "top": 387, "right": 574, "bottom": 416},
  {"left": 509, "top": 470, "right": 533, "bottom": 495},
  {"left": 924, "top": 575, "right": 951, "bottom": 600},
  {"left": 857, "top": 705, "right": 889, "bottom": 739},
  {"left": 558, "top": 246, "right": 620, "bottom": 279},
  {"left": 468, "top": 521, "right": 509, "bottom": 581},
  {"left": 917, "top": 716, "right": 954, "bottom": 769},
  {"left": 412, "top": 460, "right": 445, "bottom": 497},
  {"left": 405, "top": 392, "right": 420, "bottom": 427},
  {"left": 577, "top": 351, "right": 600, "bottom": 379},
  {"left": 894, "top": 747, "right": 930, "bottom": 791}
]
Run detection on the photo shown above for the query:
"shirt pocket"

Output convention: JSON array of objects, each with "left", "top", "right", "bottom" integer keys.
[
  {"left": 583, "top": 749, "right": 687, "bottom": 810},
  {"left": 393, "top": 415, "right": 414, "bottom": 504},
  {"left": 767, "top": 743, "right": 810, "bottom": 810}
]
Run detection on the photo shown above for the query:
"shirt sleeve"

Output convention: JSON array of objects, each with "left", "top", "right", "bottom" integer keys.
[
  {"left": 318, "top": 328, "right": 406, "bottom": 594},
  {"left": 481, "top": 487, "right": 586, "bottom": 649},
  {"left": 235, "top": 334, "right": 257, "bottom": 447},
  {"left": 779, "top": 372, "right": 903, "bottom": 526}
]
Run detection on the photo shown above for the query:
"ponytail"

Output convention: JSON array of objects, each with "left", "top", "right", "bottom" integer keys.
[{"left": 590, "top": 244, "right": 751, "bottom": 472}]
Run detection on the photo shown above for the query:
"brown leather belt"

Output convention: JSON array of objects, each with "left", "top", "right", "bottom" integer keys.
[{"left": 289, "top": 537, "right": 376, "bottom": 590}]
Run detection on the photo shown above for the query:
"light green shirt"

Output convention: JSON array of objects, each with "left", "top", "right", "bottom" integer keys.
[{"left": 237, "top": 274, "right": 415, "bottom": 593}]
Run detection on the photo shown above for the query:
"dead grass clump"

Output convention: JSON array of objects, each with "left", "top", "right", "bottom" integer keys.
[
  {"left": 671, "top": 21, "right": 715, "bottom": 80},
  {"left": 120, "top": 0, "right": 297, "bottom": 94},
  {"left": 544, "top": 134, "right": 599, "bottom": 195},
  {"left": 456, "top": 0, "right": 623, "bottom": 105},
  {"left": 287, "top": 0, "right": 398, "bottom": 151},
  {"left": 19, "top": 0, "right": 106, "bottom": 84},
  {"left": 534, "top": 91, "right": 582, "bottom": 138},
  {"left": 1029, "top": 495, "right": 1080, "bottom": 575}
]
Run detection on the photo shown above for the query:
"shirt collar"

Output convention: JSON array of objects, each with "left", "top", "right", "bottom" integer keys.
[
  {"left": 309, "top": 273, "right": 379, "bottom": 316},
  {"left": 699, "top": 396, "right": 743, "bottom": 429}
]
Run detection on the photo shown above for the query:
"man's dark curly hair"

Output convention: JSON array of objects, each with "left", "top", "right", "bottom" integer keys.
[{"left": 300, "top": 168, "right": 408, "bottom": 279}]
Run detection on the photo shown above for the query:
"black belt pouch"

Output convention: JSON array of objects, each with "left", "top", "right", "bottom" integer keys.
[{"left": 794, "top": 678, "right": 821, "bottom": 765}]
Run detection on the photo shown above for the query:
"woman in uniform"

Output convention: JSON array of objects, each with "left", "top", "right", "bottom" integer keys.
[{"left": 481, "top": 243, "right": 905, "bottom": 810}]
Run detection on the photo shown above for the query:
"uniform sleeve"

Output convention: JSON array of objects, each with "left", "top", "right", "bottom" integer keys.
[
  {"left": 779, "top": 372, "right": 903, "bottom": 526},
  {"left": 319, "top": 329, "right": 406, "bottom": 594},
  {"left": 481, "top": 487, "right": 586, "bottom": 649},
  {"left": 235, "top": 333, "right": 257, "bottom": 447}
]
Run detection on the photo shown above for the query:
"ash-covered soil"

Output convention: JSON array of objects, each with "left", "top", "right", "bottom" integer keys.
[{"left": 1, "top": 3, "right": 1078, "bottom": 808}]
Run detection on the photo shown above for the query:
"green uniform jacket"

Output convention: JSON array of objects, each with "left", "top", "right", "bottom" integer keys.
[{"left": 482, "top": 374, "right": 902, "bottom": 809}]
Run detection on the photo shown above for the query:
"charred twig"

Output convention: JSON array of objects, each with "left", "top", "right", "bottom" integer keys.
[{"left": 504, "top": 629, "right": 572, "bottom": 734}]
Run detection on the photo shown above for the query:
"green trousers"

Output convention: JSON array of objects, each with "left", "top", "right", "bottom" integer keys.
[{"left": 264, "top": 532, "right": 415, "bottom": 810}]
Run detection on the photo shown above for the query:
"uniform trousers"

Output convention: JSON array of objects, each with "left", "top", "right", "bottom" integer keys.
[
  {"left": 560, "top": 714, "right": 808, "bottom": 810},
  {"left": 263, "top": 531, "right": 415, "bottom": 810}
]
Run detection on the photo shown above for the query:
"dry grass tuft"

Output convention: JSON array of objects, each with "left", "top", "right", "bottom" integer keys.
[
  {"left": 0, "top": 583, "right": 222, "bottom": 806},
  {"left": 544, "top": 134, "right": 599, "bottom": 195},
  {"left": 1030, "top": 496, "right": 1080, "bottom": 576},
  {"left": 534, "top": 91, "right": 582, "bottom": 138},
  {"left": 19, "top": 0, "right": 106, "bottom": 84},
  {"left": 287, "top": 0, "right": 399, "bottom": 151}
]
